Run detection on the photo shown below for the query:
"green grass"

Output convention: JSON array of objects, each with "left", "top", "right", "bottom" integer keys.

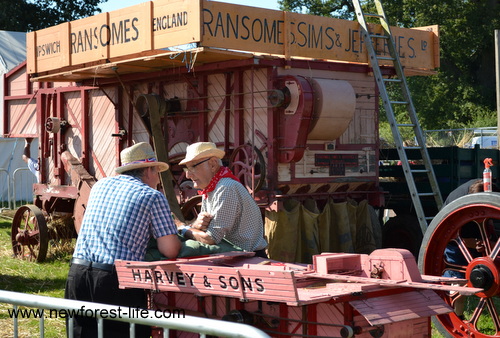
[{"left": 0, "top": 212, "right": 72, "bottom": 337}]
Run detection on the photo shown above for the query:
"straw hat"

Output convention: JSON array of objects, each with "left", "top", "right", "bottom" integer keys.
[
  {"left": 115, "top": 142, "right": 169, "bottom": 174},
  {"left": 179, "top": 142, "right": 225, "bottom": 165}
]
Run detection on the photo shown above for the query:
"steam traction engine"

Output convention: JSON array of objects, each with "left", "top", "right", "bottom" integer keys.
[{"left": 4, "top": 0, "right": 493, "bottom": 337}]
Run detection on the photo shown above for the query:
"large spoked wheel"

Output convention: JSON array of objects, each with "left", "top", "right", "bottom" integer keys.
[
  {"left": 418, "top": 192, "right": 500, "bottom": 337},
  {"left": 11, "top": 205, "right": 49, "bottom": 263},
  {"left": 181, "top": 195, "right": 202, "bottom": 224},
  {"left": 229, "top": 144, "right": 266, "bottom": 194}
]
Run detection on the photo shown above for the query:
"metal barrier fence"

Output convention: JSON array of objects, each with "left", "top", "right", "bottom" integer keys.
[
  {"left": 0, "top": 168, "right": 11, "bottom": 210},
  {"left": 12, "top": 168, "right": 36, "bottom": 207},
  {"left": 0, "top": 290, "right": 270, "bottom": 338},
  {"left": 0, "top": 167, "right": 36, "bottom": 210}
]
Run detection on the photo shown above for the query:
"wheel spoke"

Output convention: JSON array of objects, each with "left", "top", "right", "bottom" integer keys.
[
  {"left": 489, "top": 236, "right": 500, "bottom": 259},
  {"left": 485, "top": 298, "right": 500, "bottom": 334},
  {"left": 449, "top": 292, "right": 464, "bottom": 310},
  {"left": 229, "top": 144, "right": 266, "bottom": 194},
  {"left": 469, "top": 297, "right": 487, "bottom": 327},
  {"left": 455, "top": 237, "right": 474, "bottom": 263}
]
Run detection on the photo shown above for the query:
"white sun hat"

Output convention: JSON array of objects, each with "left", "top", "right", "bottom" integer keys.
[
  {"left": 115, "top": 142, "right": 169, "bottom": 174},
  {"left": 179, "top": 142, "right": 225, "bottom": 165}
]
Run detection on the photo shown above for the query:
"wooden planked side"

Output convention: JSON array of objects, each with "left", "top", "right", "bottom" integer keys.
[
  {"left": 242, "top": 68, "right": 268, "bottom": 150},
  {"left": 88, "top": 90, "right": 118, "bottom": 179},
  {"left": 350, "top": 289, "right": 451, "bottom": 326},
  {"left": 5, "top": 100, "right": 37, "bottom": 136},
  {"left": 207, "top": 73, "right": 227, "bottom": 144}
]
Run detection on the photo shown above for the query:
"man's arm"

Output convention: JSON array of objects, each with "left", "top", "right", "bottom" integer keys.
[
  {"left": 184, "top": 228, "right": 216, "bottom": 245},
  {"left": 22, "top": 138, "right": 33, "bottom": 163},
  {"left": 156, "top": 234, "right": 181, "bottom": 259}
]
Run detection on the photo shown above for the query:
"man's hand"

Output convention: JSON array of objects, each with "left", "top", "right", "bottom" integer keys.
[{"left": 190, "top": 212, "right": 212, "bottom": 231}]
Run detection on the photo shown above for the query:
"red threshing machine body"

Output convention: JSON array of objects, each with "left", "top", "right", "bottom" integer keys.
[{"left": 0, "top": 1, "right": 461, "bottom": 336}]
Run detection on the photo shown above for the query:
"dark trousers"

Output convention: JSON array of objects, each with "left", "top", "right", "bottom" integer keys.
[{"left": 65, "top": 263, "right": 151, "bottom": 338}]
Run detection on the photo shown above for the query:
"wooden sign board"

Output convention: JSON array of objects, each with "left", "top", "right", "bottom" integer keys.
[
  {"left": 27, "top": 0, "right": 201, "bottom": 74},
  {"left": 27, "top": 22, "right": 70, "bottom": 74},
  {"left": 115, "top": 259, "right": 300, "bottom": 304},
  {"left": 202, "top": 1, "right": 439, "bottom": 70},
  {"left": 153, "top": 0, "right": 201, "bottom": 49},
  {"left": 26, "top": 0, "right": 438, "bottom": 75}
]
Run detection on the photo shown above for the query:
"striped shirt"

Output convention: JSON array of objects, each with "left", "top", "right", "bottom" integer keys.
[
  {"left": 73, "top": 175, "right": 177, "bottom": 264},
  {"left": 202, "top": 178, "right": 267, "bottom": 252}
]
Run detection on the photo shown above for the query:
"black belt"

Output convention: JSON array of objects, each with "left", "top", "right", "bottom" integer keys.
[{"left": 71, "top": 257, "right": 114, "bottom": 272}]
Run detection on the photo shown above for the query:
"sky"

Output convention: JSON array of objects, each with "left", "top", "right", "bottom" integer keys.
[{"left": 99, "top": 0, "right": 280, "bottom": 13}]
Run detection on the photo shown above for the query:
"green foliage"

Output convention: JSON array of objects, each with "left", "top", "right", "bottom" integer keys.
[
  {"left": 279, "top": 0, "right": 500, "bottom": 131},
  {"left": 0, "top": 0, "right": 107, "bottom": 31}
]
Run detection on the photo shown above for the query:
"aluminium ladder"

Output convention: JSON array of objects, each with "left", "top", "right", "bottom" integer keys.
[{"left": 351, "top": 0, "right": 443, "bottom": 234}]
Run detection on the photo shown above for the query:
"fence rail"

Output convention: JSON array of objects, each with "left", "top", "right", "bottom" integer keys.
[
  {"left": 0, "top": 168, "right": 11, "bottom": 210},
  {"left": 0, "top": 290, "right": 270, "bottom": 338},
  {"left": 0, "top": 167, "right": 36, "bottom": 210}
]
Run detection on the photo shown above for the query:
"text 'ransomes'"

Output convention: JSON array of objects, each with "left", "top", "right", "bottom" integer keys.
[{"left": 71, "top": 18, "right": 140, "bottom": 53}]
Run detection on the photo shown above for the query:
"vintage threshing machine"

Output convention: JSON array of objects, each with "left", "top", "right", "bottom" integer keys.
[{"left": 6, "top": 0, "right": 500, "bottom": 337}]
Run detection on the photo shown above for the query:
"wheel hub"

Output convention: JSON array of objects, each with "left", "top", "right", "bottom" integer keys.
[
  {"left": 466, "top": 257, "right": 500, "bottom": 297},
  {"left": 469, "top": 264, "right": 494, "bottom": 289}
]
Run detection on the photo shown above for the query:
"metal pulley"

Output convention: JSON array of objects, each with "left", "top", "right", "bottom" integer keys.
[{"left": 45, "top": 116, "right": 68, "bottom": 133}]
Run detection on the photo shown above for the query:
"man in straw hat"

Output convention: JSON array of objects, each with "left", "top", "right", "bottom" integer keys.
[
  {"left": 65, "top": 142, "right": 181, "bottom": 338},
  {"left": 178, "top": 142, "right": 268, "bottom": 257}
]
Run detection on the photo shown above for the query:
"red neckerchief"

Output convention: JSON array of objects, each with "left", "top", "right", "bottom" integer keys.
[{"left": 199, "top": 167, "right": 240, "bottom": 198}]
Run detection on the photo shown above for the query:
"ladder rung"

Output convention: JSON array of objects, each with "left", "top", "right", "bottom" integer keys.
[
  {"left": 411, "top": 169, "right": 429, "bottom": 174},
  {"left": 369, "top": 34, "right": 389, "bottom": 40},
  {"left": 383, "top": 78, "right": 402, "bottom": 83},
  {"left": 403, "top": 146, "right": 421, "bottom": 150},
  {"left": 418, "top": 192, "right": 437, "bottom": 197},
  {"left": 390, "top": 100, "right": 409, "bottom": 105},
  {"left": 396, "top": 123, "right": 416, "bottom": 127},
  {"left": 364, "top": 13, "right": 384, "bottom": 19},
  {"left": 377, "top": 56, "right": 395, "bottom": 61}
]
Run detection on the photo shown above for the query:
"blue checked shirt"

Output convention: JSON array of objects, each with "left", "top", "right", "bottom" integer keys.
[
  {"left": 203, "top": 178, "right": 267, "bottom": 252},
  {"left": 73, "top": 175, "right": 177, "bottom": 264}
]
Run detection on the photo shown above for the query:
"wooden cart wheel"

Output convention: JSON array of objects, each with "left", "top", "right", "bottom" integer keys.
[
  {"left": 229, "top": 144, "right": 266, "bottom": 194},
  {"left": 11, "top": 204, "right": 49, "bottom": 263},
  {"left": 181, "top": 195, "right": 202, "bottom": 224},
  {"left": 418, "top": 192, "right": 500, "bottom": 338}
]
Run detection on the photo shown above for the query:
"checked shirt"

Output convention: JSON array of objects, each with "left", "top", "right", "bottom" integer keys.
[
  {"left": 73, "top": 175, "right": 177, "bottom": 264},
  {"left": 202, "top": 177, "right": 267, "bottom": 252}
]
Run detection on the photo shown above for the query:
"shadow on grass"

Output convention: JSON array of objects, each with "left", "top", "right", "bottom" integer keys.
[
  {"left": 0, "top": 274, "right": 67, "bottom": 293},
  {"left": 0, "top": 216, "right": 12, "bottom": 229}
]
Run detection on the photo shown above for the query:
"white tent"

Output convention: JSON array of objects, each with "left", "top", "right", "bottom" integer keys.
[{"left": 0, "top": 31, "right": 30, "bottom": 207}]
